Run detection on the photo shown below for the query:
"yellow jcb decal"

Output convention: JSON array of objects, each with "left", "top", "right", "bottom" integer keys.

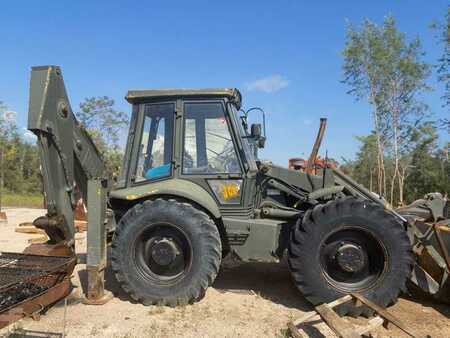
[{"left": 221, "top": 183, "right": 240, "bottom": 201}]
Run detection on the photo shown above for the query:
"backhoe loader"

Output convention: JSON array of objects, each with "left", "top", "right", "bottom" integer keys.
[{"left": 1, "top": 66, "right": 449, "bottom": 328}]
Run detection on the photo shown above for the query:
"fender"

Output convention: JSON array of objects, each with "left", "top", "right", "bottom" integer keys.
[{"left": 109, "top": 178, "right": 221, "bottom": 219}]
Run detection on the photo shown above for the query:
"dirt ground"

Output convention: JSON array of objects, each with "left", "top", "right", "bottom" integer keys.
[{"left": 1, "top": 208, "right": 449, "bottom": 338}]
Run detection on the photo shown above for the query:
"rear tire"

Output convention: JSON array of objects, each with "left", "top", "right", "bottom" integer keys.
[
  {"left": 111, "top": 198, "right": 222, "bottom": 306},
  {"left": 288, "top": 197, "right": 413, "bottom": 316}
]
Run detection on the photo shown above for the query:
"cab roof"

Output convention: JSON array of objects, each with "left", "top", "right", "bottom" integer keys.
[{"left": 125, "top": 88, "right": 242, "bottom": 110}]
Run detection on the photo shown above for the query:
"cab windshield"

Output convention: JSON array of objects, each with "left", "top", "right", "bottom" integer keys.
[{"left": 229, "top": 104, "right": 258, "bottom": 171}]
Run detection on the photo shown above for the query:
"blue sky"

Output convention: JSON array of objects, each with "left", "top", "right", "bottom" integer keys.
[{"left": 0, "top": 1, "right": 448, "bottom": 165}]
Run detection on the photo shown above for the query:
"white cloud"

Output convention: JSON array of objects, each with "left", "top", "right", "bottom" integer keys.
[{"left": 245, "top": 75, "right": 289, "bottom": 93}]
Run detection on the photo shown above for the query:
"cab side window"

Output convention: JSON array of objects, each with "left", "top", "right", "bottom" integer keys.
[
  {"left": 182, "top": 102, "right": 240, "bottom": 174},
  {"left": 135, "top": 103, "right": 174, "bottom": 182}
]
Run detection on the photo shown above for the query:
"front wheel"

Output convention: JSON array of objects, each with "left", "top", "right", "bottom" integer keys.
[
  {"left": 288, "top": 197, "right": 413, "bottom": 316},
  {"left": 111, "top": 199, "right": 222, "bottom": 306}
]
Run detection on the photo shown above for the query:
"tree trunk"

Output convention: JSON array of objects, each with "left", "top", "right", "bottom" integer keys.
[
  {"left": 388, "top": 80, "right": 402, "bottom": 207},
  {"left": 398, "top": 166, "right": 407, "bottom": 206},
  {"left": 0, "top": 147, "right": 3, "bottom": 212},
  {"left": 390, "top": 122, "right": 400, "bottom": 206},
  {"left": 373, "top": 111, "right": 386, "bottom": 197}
]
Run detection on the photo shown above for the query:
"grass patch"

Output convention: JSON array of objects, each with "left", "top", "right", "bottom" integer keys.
[{"left": 1, "top": 192, "right": 44, "bottom": 208}]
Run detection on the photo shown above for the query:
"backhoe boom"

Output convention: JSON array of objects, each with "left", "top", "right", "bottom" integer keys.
[
  {"left": 28, "top": 65, "right": 111, "bottom": 303},
  {"left": 28, "top": 65, "right": 105, "bottom": 243}
]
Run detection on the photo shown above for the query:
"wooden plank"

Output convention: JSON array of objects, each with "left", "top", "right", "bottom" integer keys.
[
  {"left": 292, "top": 295, "right": 352, "bottom": 326},
  {"left": 329, "top": 295, "right": 353, "bottom": 308},
  {"left": 15, "top": 225, "right": 45, "bottom": 234},
  {"left": 356, "top": 316, "right": 384, "bottom": 336},
  {"left": 315, "top": 304, "right": 360, "bottom": 338},
  {"left": 352, "top": 293, "right": 425, "bottom": 338},
  {"left": 292, "top": 295, "right": 353, "bottom": 326},
  {"left": 18, "top": 222, "right": 35, "bottom": 227},
  {"left": 28, "top": 235, "right": 49, "bottom": 244},
  {"left": 287, "top": 321, "right": 306, "bottom": 338},
  {"left": 292, "top": 311, "right": 320, "bottom": 326}
]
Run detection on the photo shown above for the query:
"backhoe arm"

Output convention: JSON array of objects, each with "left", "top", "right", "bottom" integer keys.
[
  {"left": 28, "top": 65, "right": 105, "bottom": 244},
  {"left": 28, "top": 65, "right": 112, "bottom": 304}
]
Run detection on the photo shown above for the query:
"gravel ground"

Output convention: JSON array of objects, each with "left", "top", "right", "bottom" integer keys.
[{"left": 0, "top": 208, "right": 449, "bottom": 337}]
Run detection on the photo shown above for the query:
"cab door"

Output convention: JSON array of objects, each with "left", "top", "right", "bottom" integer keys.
[
  {"left": 180, "top": 100, "right": 253, "bottom": 218},
  {"left": 131, "top": 102, "right": 175, "bottom": 184}
]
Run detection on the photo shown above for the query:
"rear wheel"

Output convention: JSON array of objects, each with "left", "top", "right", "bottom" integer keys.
[
  {"left": 288, "top": 197, "right": 413, "bottom": 316},
  {"left": 111, "top": 199, "right": 222, "bottom": 306}
]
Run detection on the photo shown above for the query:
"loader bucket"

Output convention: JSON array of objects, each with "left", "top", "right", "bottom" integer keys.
[{"left": 398, "top": 193, "right": 450, "bottom": 301}]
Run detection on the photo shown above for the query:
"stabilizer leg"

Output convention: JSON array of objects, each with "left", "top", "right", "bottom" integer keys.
[{"left": 83, "top": 178, "right": 113, "bottom": 305}]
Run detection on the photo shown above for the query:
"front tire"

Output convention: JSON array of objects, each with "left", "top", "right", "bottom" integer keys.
[
  {"left": 111, "top": 199, "right": 222, "bottom": 306},
  {"left": 288, "top": 197, "right": 413, "bottom": 316}
]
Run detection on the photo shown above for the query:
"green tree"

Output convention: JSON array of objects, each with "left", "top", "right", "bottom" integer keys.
[
  {"left": 77, "top": 96, "right": 129, "bottom": 177},
  {"left": 0, "top": 102, "right": 20, "bottom": 208},
  {"left": 343, "top": 19, "right": 389, "bottom": 196},
  {"left": 78, "top": 96, "right": 129, "bottom": 148},
  {"left": 347, "top": 124, "right": 448, "bottom": 205},
  {"left": 351, "top": 134, "right": 378, "bottom": 192},
  {"left": 404, "top": 123, "right": 449, "bottom": 201},
  {"left": 432, "top": 6, "right": 450, "bottom": 130},
  {"left": 343, "top": 16, "right": 431, "bottom": 206}
]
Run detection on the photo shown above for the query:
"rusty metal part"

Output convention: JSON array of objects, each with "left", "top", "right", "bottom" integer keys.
[
  {"left": 288, "top": 156, "right": 338, "bottom": 172},
  {"left": 306, "top": 118, "right": 327, "bottom": 174},
  {"left": 406, "top": 217, "right": 450, "bottom": 298},
  {"left": 0, "top": 279, "right": 71, "bottom": 329},
  {"left": 33, "top": 215, "right": 72, "bottom": 245},
  {"left": 0, "top": 211, "right": 7, "bottom": 223},
  {"left": 0, "top": 252, "right": 75, "bottom": 329},
  {"left": 75, "top": 197, "right": 87, "bottom": 222},
  {"left": 433, "top": 222, "right": 450, "bottom": 273},
  {"left": 23, "top": 242, "right": 74, "bottom": 257},
  {"left": 82, "top": 265, "right": 113, "bottom": 305}
]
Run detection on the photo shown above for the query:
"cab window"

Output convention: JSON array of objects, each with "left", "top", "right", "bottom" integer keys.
[
  {"left": 135, "top": 103, "right": 174, "bottom": 182},
  {"left": 182, "top": 102, "right": 240, "bottom": 174}
]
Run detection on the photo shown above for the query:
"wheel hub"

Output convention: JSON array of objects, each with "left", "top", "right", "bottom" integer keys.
[
  {"left": 335, "top": 242, "right": 366, "bottom": 273},
  {"left": 150, "top": 238, "right": 180, "bottom": 266}
]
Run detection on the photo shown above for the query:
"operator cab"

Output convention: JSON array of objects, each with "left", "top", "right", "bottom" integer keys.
[{"left": 118, "top": 89, "right": 261, "bottom": 211}]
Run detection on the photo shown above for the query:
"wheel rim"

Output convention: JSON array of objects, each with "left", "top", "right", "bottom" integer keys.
[
  {"left": 132, "top": 222, "right": 193, "bottom": 285},
  {"left": 319, "top": 226, "right": 388, "bottom": 292}
]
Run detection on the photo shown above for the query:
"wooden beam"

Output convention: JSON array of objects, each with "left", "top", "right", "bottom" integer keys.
[
  {"left": 351, "top": 293, "right": 425, "bottom": 338},
  {"left": 356, "top": 316, "right": 384, "bottom": 336},
  {"left": 292, "top": 295, "right": 352, "bottom": 326},
  {"left": 315, "top": 304, "right": 360, "bottom": 338},
  {"left": 287, "top": 321, "right": 306, "bottom": 338}
]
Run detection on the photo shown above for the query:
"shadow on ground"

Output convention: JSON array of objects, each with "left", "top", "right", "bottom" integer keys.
[
  {"left": 213, "top": 259, "right": 312, "bottom": 311},
  {"left": 76, "top": 249, "right": 450, "bottom": 321},
  {"left": 402, "top": 283, "right": 450, "bottom": 318},
  {"left": 77, "top": 250, "right": 311, "bottom": 311}
]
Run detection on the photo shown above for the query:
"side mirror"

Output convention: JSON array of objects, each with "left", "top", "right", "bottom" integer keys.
[
  {"left": 258, "top": 137, "right": 266, "bottom": 148},
  {"left": 250, "top": 123, "right": 265, "bottom": 149},
  {"left": 250, "top": 123, "right": 262, "bottom": 138}
]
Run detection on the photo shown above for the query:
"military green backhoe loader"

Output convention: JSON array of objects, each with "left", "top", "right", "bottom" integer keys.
[{"left": 3, "top": 66, "right": 448, "bottom": 321}]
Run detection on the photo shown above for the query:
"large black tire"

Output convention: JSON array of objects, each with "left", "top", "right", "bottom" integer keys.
[
  {"left": 111, "top": 198, "right": 222, "bottom": 306},
  {"left": 288, "top": 197, "right": 413, "bottom": 316}
]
